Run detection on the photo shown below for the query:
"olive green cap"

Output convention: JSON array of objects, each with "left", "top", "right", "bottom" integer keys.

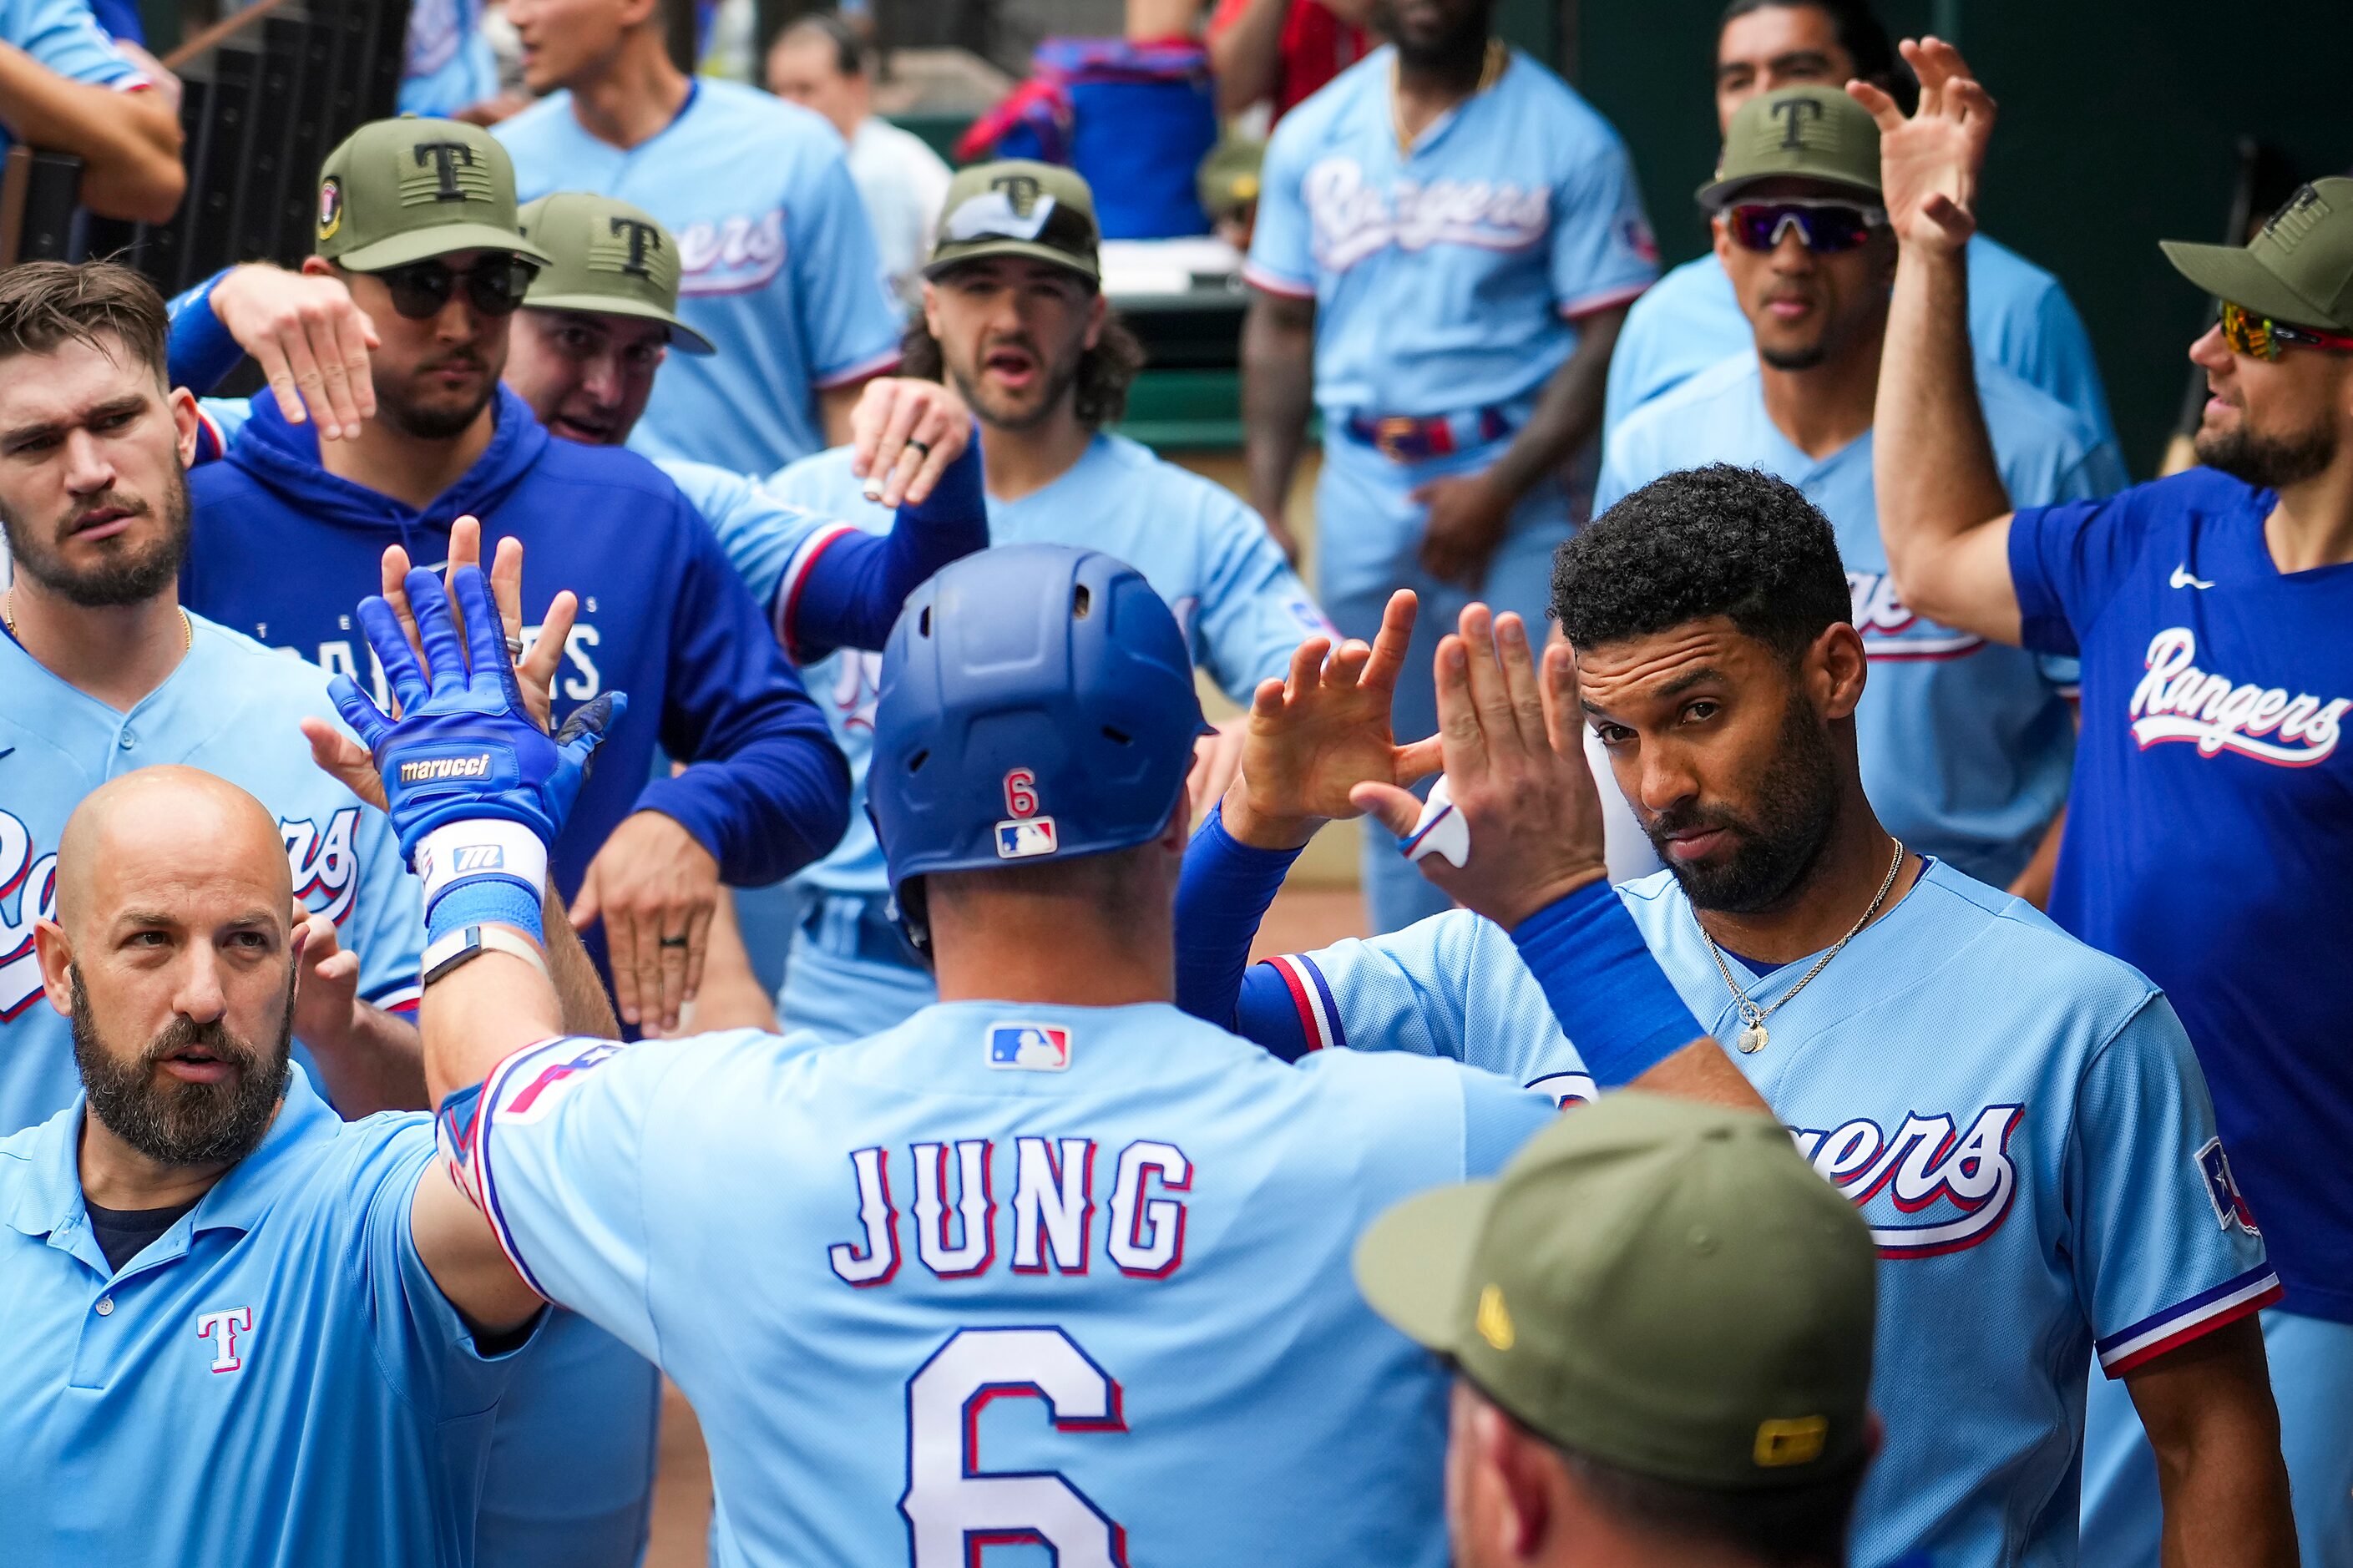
[
  {"left": 926, "top": 159, "right": 1100, "bottom": 283},
  {"left": 516, "top": 193, "right": 716, "bottom": 356},
  {"left": 2163, "top": 178, "right": 2353, "bottom": 334},
  {"left": 1697, "top": 85, "right": 1882, "bottom": 212},
  {"left": 1197, "top": 136, "right": 1266, "bottom": 220},
  {"left": 1355, "top": 1093, "right": 1877, "bottom": 1490},
  {"left": 315, "top": 116, "right": 553, "bottom": 272}
]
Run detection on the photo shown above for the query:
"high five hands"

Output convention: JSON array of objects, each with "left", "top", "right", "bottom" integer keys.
[{"left": 1222, "top": 590, "right": 1610, "bottom": 931}]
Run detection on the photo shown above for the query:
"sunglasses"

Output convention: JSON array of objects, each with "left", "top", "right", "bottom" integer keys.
[
  {"left": 2218, "top": 299, "right": 2353, "bottom": 362},
  {"left": 362, "top": 256, "right": 539, "bottom": 321},
  {"left": 1726, "top": 201, "right": 1887, "bottom": 255}
]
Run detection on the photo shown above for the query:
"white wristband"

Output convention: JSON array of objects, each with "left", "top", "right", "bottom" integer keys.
[
  {"left": 1399, "top": 776, "right": 1471, "bottom": 868},
  {"left": 417, "top": 819, "right": 549, "bottom": 906}
]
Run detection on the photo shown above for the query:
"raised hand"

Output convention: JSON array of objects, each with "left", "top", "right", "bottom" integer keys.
[
  {"left": 849, "top": 377, "right": 977, "bottom": 508},
  {"left": 1350, "top": 606, "right": 1608, "bottom": 929},
  {"left": 1221, "top": 589, "right": 1443, "bottom": 848},
  {"left": 378, "top": 517, "right": 579, "bottom": 730},
  {"left": 330, "top": 565, "right": 622, "bottom": 862},
  {"left": 1850, "top": 36, "right": 1994, "bottom": 253},
  {"left": 208, "top": 262, "right": 378, "bottom": 439}
]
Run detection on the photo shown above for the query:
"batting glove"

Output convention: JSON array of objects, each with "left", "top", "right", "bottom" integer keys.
[{"left": 331, "top": 566, "right": 625, "bottom": 937}]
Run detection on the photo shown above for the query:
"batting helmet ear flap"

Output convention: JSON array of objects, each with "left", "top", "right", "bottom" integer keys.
[{"left": 868, "top": 544, "right": 1205, "bottom": 938}]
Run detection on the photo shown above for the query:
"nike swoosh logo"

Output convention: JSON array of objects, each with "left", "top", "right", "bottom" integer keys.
[{"left": 2170, "top": 564, "right": 2216, "bottom": 590}]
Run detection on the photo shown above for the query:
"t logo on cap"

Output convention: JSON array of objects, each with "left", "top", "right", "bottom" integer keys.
[
  {"left": 609, "top": 215, "right": 662, "bottom": 276},
  {"left": 2263, "top": 184, "right": 2332, "bottom": 249},
  {"left": 1770, "top": 96, "right": 1825, "bottom": 149},
  {"left": 993, "top": 173, "right": 1043, "bottom": 217},
  {"left": 413, "top": 140, "right": 478, "bottom": 202}
]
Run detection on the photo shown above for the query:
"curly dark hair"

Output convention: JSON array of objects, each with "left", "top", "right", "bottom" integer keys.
[
  {"left": 1551, "top": 464, "right": 1851, "bottom": 665},
  {"left": 898, "top": 306, "right": 1146, "bottom": 430}
]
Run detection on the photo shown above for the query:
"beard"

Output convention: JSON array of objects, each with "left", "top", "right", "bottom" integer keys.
[
  {"left": 948, "top": 344, "right": 1081, "bottom": 433},
  {"left": 2196, "top": 412, "right": 2337, "bottom": 489},
  {"left": 72, "top": 965, "right": 292, "bottom": 1169},
  {"left": 1641, "top": 693, "right": 1842, "bottom": 914},
  {"left": 1760, "top": 341, "right": 1831, "bottom": 372},
  {"left": 0, "top": 465, "right": 192, "bottom": 608},
  {"left": 379, "top": 353, "right": 501, "bottom": 441}
]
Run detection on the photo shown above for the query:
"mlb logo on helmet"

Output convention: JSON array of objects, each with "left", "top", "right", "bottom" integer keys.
[
  {"left": 995, "top": 764, "right": 1057, "bottom": 859},
  {"left": 988, "top": 1023, "right": 1071, "bottom": 1071}
]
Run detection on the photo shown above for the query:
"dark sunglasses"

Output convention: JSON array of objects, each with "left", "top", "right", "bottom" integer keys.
[
  {"left": 1726, "top": 201, "right": 1886, "bottom": 255},
  {"left": 363, "top": 256, "right": 539, "bottom": 320},
  {"left": 2219, "top": 299, "right": 2353, "bottom": 362}
]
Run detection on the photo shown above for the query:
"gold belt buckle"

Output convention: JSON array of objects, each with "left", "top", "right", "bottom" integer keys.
[{"left": 1374, "top": 416, "right": 1418, "bottom": 463}]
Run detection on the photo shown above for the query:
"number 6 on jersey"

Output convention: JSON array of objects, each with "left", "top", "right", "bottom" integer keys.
[{"left": 901, "top": 1327, "right": 1129, "bottom": 1565}]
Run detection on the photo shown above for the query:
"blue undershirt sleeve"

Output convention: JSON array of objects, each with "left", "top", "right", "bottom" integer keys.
[
  {"left": 787, "top": 433, "right": 989, "bottom": 660},
  {"left": 1171, "top": 802, "right": 1301, "bottom": 1028},
  {"left": 165, "top": 268, "right": 242, "bottom": 394},
  {"left": 1508, "top": 878, "right": 1708, "bottom": 1087}
]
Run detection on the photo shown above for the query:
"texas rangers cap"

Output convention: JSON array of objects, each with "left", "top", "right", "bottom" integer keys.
[
  {"left": 1697, "top": 84, "right": 1881, "bottom": 212},
  {"left": 1197, "top": 135, "right": 1265, "bottom": 220},
  {"left": 2163, "top": 178, "right": 2353, "bottom": 334},
  {"left": 315, "top": 116, "right": 553, "bottom": 273},
  {"left": 517, "top": 193, "right": 716, "bottom": 355},
  {"left": 925, "top": 159, "right": 1100, "bottom": 284},
  {"left": 1354, "top": 1093, "right": 1877, "bottom": 1490}
]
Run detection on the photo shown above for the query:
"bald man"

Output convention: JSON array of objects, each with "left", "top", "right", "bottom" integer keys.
[{"left": 0, "top": 766, "right": 545, "bottom": 1567}]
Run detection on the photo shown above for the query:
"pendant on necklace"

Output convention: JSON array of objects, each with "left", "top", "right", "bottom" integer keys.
[{"left": 1737, "top": 1024, "right": 1769, "bottom": 1055}]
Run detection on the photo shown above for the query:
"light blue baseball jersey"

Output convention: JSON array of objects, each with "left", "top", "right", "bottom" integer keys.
[
  {"left": 0, "top": 1065, "right": 532, "bottom": 1565},
  {"left": 1244, "top": 44, "right": 1657, "bottom": 421},
  {"left": 396, "top": 0, "right": 498, "bottom": 116},
  {"left": 663, "top": 455, "right": 857, "bottom": 648},
  {"left": 1260, "top": 858, "right": 2277, "bottom": 1568},
  {"left": 495, "top": 82, "right": 905, "bottom": 474},
  {"left": 1604, "top": 235, "right": 2115, "bottom": 444},
  {"left": 0, "top": 0, "right": 147, "bottom": 159},
  {"left": 446, "top": 1001, "right": 1557, "bottom": 1566},
  {"left": 771, "top": 434, "right": 1328, "bottom": 905},
  {"left": 1596, "top": 353, "right": 2128, "bottom": 887},
  {"left": 0, "top": 614, "right": 425, "bottom": 1136}
]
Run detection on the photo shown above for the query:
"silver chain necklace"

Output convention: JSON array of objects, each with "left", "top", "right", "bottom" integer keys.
[{"left": 1698, "top": 839, "right": 1906, "bottom": 1055}]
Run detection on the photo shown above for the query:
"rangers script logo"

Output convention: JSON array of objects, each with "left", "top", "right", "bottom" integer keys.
[
  {"left": 1792, "top": 1104, "right": 2024, "bottom": 1257},
  {"left": 1848, "top": 571, "right": 1982, "bottom": 660},
  {"left": 2128, "top": 628, "right": 2350, "bottom": 766},
  {"left": 1, "top": 807, "right": 362, "bottom": 1020},
  {"left": 1303, "top": 158, "right": 1551, "bottom": 271}
]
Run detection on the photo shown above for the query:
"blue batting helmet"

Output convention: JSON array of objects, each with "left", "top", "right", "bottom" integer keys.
[{"left": 869, "top": 544, "right": 1206, "bottom": 950}]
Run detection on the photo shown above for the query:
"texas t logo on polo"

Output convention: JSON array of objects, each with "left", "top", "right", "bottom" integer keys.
[{"left": 195, "top": 1306, "right": 253, "bottom": 1374}]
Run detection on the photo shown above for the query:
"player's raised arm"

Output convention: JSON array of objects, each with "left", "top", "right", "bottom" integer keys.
[{"left": 1858, "top": 38, "right": 2026, "bottom": 645}]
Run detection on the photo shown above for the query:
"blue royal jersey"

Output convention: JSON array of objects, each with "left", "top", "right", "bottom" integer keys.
[
  {"left": 0, "top": 615, "right": 424, "bottom": 1136},
  {"left": 447, "top": 1002, "right": 1557, "bottom": 1567},
  {"left": 2011, "top": 468, "right": 2353, "bottom": 1324},
  {"left": 0, "top": 1066, "right": 534, "bottom": 1567},
  {"left": 1245, "top": 45, "right": 1657, "bottom": 419},
  {"left": 1598, "top": 352, "right": 2127, "bottom": 887},
  {"left": 769, "top": 435, "right": 1330, "bottom": 901},
  {"left": 1603, "top": 235, "right": 2115, "bottom": 444},
  {"left": 184, "top": 386, "right": 846, "bottom": 918},
  {"left": 1257, "top": 858, "right": 2276, "bottom": 1568},
  {"left": 496, "top": 82, "right": 905, "bottom": 474}
]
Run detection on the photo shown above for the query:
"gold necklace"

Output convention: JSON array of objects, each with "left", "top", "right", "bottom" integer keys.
[
  {"left": 1391, "top": 38, "right": 1507, "bottom": 155},
  {"left": 1, "top": 589, "right": 192, "bottom": 653},
  {"left": 1698, "top": 839, "right": 1907, "bottom": 1055}
]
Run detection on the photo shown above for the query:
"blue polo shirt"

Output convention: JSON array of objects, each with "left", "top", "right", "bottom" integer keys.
[{"left": 0, "top": 1065, "right": 534, "bottom": 1565}]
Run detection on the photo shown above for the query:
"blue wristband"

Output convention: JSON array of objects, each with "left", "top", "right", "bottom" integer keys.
[
  {"left": 427, "top": 879, "right": 545, "bottom": 945},
  {"left": 1509, "top": 878, "right": 1706, "bottom": 1087}
]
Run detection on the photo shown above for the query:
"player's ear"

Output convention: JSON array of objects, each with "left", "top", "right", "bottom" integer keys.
[
  {"left": 33, "top": 918, "right": 78, "bottom": 1020},
  {"left": 168, "top": 385, "right": 201, "bottom": 468},
  {"left": 1812, "top": 622, "right": 1869, "bottom": 721},
  {"left": 1157, "top": 789, "right": 1191, "bottom": 853},
  {"left": 1709, "top": 212, "right": 1734, "bottom": 269},
  {"left": 299, "top": 255, "right": 337, "bottom": 280},
  {"left": 1081, "top": 287, "right": 1107, "bottom": 352},
  {"left": 919, "top": 281, "right": 945, "bottom": 345}
]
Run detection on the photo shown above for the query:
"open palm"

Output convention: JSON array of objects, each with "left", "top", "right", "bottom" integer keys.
[
  {"left": 1239, "top": 590, "right": 1443, "bottom": 826},
  {"left": 1850, "top": 37, "right": 1993, "bottom": 252}
]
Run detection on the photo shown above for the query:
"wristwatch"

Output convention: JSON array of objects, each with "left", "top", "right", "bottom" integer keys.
[{"left": 421, "top": 923, "right": 551, "bottom": 989}]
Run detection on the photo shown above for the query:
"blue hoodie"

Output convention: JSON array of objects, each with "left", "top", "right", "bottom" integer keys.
[{"left": 183, "top": 387, "right": 851, "bottom": 948}]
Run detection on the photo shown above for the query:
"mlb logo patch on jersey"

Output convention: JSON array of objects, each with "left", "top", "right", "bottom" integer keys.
[
  {"left": 995, "top": 817, "right": 1058, "bottom": 859},
  {"left": 988, "top": 1023, "right": 1071, "bottom": 1071},
  {"left": 2196, "top": 1136, "right": 2261, "bottom": 1235}
]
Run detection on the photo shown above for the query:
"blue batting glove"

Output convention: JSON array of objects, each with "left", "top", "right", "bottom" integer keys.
[{"left": 329, "top": 565, "right": 625, "bottom": 864}]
